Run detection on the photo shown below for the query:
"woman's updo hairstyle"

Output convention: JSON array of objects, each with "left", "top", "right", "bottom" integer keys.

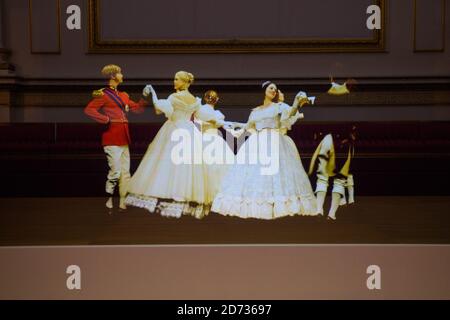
[{"left": 176, "top": 71, "right": 195, "bottom": 90}]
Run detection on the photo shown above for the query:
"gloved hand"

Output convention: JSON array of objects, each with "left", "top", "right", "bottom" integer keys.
[
  {"left": 142, "top": 85, "right": 151, "bottom": 97},
  {"left": 295, "top": 91, "right": 308, "bottom": 101},
  {"left": 295, "top": 91, "right": 315, "bottom": 106},
  {"left": 143, "top": 84, "right": 158, "bottom": 102},
  {"left": 223, "top": 121, "right": 234, "bottom": 129}
]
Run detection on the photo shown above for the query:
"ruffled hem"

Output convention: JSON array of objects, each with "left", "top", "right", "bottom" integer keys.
[
  {"left": 125, "top": 194, "right": 210, "bottom": 219},
  {"left": 211, "top": 193, "right": 318, "bottom": 220}
]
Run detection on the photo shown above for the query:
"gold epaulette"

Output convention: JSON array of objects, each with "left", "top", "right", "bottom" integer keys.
[{"left": 92, "top": 88, "right": 105, "bottom": 98}]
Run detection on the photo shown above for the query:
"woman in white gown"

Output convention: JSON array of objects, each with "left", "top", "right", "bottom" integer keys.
[
  {"left": 211, "top": 82, "right": 317, "bottom": 220},
  {"left": 125, "top": 71, "right": 210, "bottom": 218},
  {"left": 196, "top": 90, "right": 235, "bottom": 204}
]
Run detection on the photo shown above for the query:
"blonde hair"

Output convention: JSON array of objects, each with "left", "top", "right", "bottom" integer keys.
[
  {"left": 101, "top": 64, "right": 122, "bottom": 79},
  {"left": 175, "top": 71, "right": 195, "bottom": 90}
]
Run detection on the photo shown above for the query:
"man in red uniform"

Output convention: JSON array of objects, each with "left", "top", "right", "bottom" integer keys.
[{"left": 84, "top": 64, "right": 150, "bottom": 210}]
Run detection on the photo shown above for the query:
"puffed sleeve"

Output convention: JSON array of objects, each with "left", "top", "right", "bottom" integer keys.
[
  {"left": 214, "top": 110, "right": 226, "bottom": 125},
  {"left": 153, "top": 94, "right": 174, "bottom": 118},
  {"left": 242, "top": 109, "right": 258, "bottom": 133},
  {"left": 278, "top": 102, "right": 304, "bottom": 130},
  {"left": 195, "top": 105, "right": 226, "bottom": 126}
]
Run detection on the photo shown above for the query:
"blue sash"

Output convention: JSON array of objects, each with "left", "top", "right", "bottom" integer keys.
[{"left": 104, "top": 88, "right": 127, "bottom": 113}]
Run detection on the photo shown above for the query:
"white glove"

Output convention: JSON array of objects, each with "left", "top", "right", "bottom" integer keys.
[
  {"left": 295, "top": 91, "right": 308, "bottom": 101},
  {"left": 223, "top": 121, "right": 234, "bottom": 129},
  {"left": 144, "top": 84, "right": 158, "bottom": 102},
  {"left": 295, "top": 91, "right": 315, "bottom": 105},
  {"left": 227, "top": 128, "right": 246, "bottom": 138},
  {"left": 230, "top": 122, "right": 246, "bottom": 129},
  {"left": 142, "top": 85, "right": 151, "bottom": 97}
]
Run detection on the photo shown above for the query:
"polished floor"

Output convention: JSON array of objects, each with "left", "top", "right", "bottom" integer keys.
[{"left": 1, "top": 196, "right": 450, "bottom": 245}]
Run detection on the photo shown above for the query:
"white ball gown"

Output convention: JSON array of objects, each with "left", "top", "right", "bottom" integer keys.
[
  {"left": 211, "top": 102, "right": 317, "bottom": 220},
  {"left": 125, "top": 90, "right": 210, "bottom": 218},
  {"left": 195, "top": 103, "right": 235, "bottom": 204}
]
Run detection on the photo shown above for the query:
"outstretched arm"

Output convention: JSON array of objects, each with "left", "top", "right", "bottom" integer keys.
[
  {"left": 195, "top": 105, "right": 221, "bottom": 124},
  {"left": 143, "top": 84, "right": 174, "bottom": 118},
  {"left": 287, "top": 91, "right": 314, "bottom": 118},
  {"left": 144, "top": 84, "right": 159, "bottom": 105},
  {"left": 195, "top": 105, "right": 243, "bottom": 131},
  {"left": 126, "top": 92, "right": 148, "bottom": 114}
]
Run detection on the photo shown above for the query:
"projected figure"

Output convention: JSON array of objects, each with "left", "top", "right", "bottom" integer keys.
[
  {"left": 327, "top": 76, "right": 357, "bottom": 96},
  {"left": 212, "top": 81, "right": 317, "bottom": 220},
  {"left": 84, "top": 64, "right": 149, "bottom": 210},
  {"left": 309, "top": 127, "right": 356, "bottom": 221},
  {"left": 126, "top": 71, "right": 227, "bottom": 219},
  {"left": 195, "top": 90, "right": 237, "bottom": 206}
]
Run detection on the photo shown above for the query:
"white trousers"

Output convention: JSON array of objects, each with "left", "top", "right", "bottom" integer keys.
[
  {"left": 104, "top": 146, "right": 131, "bottom": 198},
  {"left": 315, "top": 134, "right": 354, "bottom": 205}
]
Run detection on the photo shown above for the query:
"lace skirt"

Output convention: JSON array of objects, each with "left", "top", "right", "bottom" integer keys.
[
  {"left": 126, "top": 120, "right": 209, "bottom": 219},
  {"left": 211, "top": 129, "right": 317, "bottom": 220}
]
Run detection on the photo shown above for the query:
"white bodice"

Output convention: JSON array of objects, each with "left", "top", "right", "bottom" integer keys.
[
  {"left": 170, "top": 98, "right": 200, "bottom": 121},
  {"left": 153, "top": 91, "right": 201, "bottom": 122},
  {"left": 247, "top": 102, "right": 303, "bottom": 133}
]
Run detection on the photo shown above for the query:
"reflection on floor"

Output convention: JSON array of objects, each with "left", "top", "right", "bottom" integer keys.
[{"left": 1, "top": 197, "right": 450, "bottom": 246}]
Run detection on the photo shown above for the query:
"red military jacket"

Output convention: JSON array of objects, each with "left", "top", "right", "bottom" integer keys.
[{"left": 84, "top": 87, "right": 148, "bottom": 146}]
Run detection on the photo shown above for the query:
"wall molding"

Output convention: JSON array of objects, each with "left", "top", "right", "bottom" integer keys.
[
  {"left": 88, "top": 0, "right": 386, "bottom": 54},
  {"left": 3, "top": 76, "right": 449, "bottom": 109},
  {"left": 7, "top": 76, "right": 450, "bottom": 87}
]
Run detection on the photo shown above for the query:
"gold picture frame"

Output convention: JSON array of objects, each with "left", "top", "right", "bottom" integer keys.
[{"left": 88, "top": 0, "right": 386, "bottom": 54}]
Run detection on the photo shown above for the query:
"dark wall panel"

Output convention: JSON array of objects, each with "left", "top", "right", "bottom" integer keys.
[
  {"left": 99, "top": 0, "right": 373, "bottom": 40},
  {"left": 29, "top": 0, "right": 60, "bottom": 54},
  {"left": 414, "top": 0, "right": 445, "bottom": 52},
  {"left": 90, "top": 0, "right": 382, "bottom": 53}
]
